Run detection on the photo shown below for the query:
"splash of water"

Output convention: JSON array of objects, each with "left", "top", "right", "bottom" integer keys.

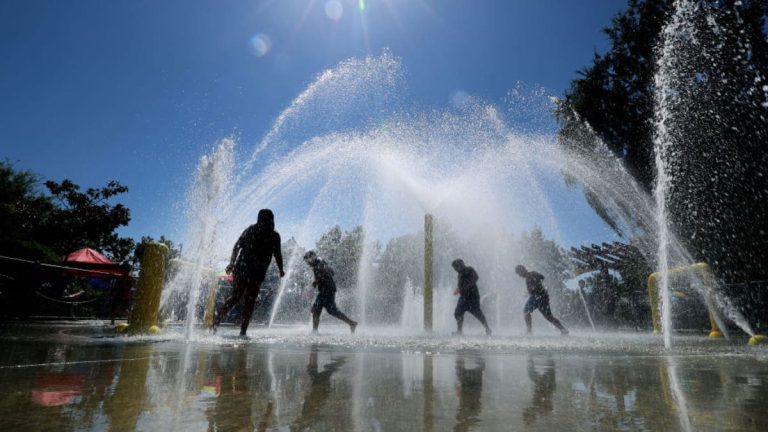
[
  {"left": 169, "top": 50, "right": 752, "bottom": 338},
  {"left": 652, "top": 0, "right": 759, "bottom": 347},
  {"left": 162, "top": 139, "right": 235, "bottom": 339},
  {"left": 356, "top": 196, "right": 377, "bottom": 327},
  {"left": 400, "top": 278, "right": 423, "bottom": 332},
  {"left": 577, "top": 285, "right": 596, "bottom": 331},
  {"left": 665, "top": 356, "right": 693, "bottom": 432},
  {"left": 653, "top": 0, "right": 700, "bottom": 351},
  {"left": 246, "top": 50, "right": 403, "bottom": 168}
]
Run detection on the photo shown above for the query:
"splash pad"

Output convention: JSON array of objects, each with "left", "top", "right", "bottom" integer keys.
[
  {"left": 2, "top": 321, "right": 768, "bottom": 431},
  {"left": 158, "top": 48, "right": 761, "bottom": 347},
  {"left": 164, "top": 53, "right": 635, "bottom": 337},
  {"left": 5, "top": 1, "right": 768, "bottom": 430}
]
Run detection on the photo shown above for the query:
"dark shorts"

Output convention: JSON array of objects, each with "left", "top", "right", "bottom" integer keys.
[
  {"left": 233, "top": 262, "right": 269, "bottom": 284},
  {"left": 232, "top": 271, "right": 264, "bottom": 300},
  {"left": 455, "top": 296, "right": 482, "bottom": 318},
  {"left": 312, "top": 292, "right": 340, "bottom": 315},
  {"left": 524, "top": 293, "right": 552, "bottom": 315}
]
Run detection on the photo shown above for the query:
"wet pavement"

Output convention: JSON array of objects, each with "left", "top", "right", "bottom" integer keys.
[{"left": 1, "top": 322, "right": 767, "bottom": 431}]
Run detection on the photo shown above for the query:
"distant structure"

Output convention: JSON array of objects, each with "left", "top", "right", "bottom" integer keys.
[
  {"left": 567, "top": 241, "right": 651, "bottom": 330},
  {"left": 567, "top": 241, "right": 644, "bottom": 276}
]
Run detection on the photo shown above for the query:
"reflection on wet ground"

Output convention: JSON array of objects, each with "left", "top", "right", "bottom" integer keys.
[{"left": 1, "top": 322, "right": 768, "bottom": 431}]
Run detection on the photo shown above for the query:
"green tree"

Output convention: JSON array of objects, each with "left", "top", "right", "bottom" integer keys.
[
  {"left": 44, "top": 178, "right": 135, "bottom": 264},
  {"left": 557, "top": 1, "right": 768, "bottom": 292},
  {"left": 0, "top": 161, "right": 140, "bottom": 317},
  {"left": 652, "top": 1, "right": 768, "bottom": 286},
  {"left": 314, "top": 225, "right": 380, "bottom": 317},
  {"left": 315, "top": 225, "right": 367, "bottom": 290},
  {"left": 134, "top": 235, "right": 180, "bottom": 259},
  {"left": 375, "top": 233, "right": 422, "bottom": 322},
  {"left": 0, "top": 161, "right": 137, "bottom": 264},
  {"left": 558, "top": 0, "right": 671, "bottom": 192},
  {"left": 133, "top": 235, "right": 181, "bottom": 273},
  {"left": 0, "top": 160, "right": 57, "bottom": 261}
]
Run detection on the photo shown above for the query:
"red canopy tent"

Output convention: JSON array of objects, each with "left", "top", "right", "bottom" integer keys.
[{"left": 61, "top": 248, "right": 129, "bottom": 277}]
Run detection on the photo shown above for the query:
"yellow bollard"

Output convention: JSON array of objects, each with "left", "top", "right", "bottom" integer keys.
[
  {"left": 203, "top": 271, "right": 219, "bottom": 328},
  {"left": 124, "top": 242, "right": 169, "bottom": 334},
  {"left": 697, "top": 264, "right": 724, "bottom": 338},
  {"left": 647, "top": 263, "right": 723, "bottom": 338}
]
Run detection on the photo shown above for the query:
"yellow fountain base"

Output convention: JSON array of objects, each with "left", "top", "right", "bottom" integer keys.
[
  {"left": 114, "top": 324, "right": 161, "bottom": 335},
  {"left": 748, "top": 334, "right": 767, "bottom": 346},
  {"left": 709, "top": 330, "right": 724, "bottom": 338}
]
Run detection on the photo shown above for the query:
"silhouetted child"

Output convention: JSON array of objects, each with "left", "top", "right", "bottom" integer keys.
[
  {"left": 451, "top": 259, "right": 492, "bottom": 336},
  {"left": 214, "top": 209, "right": 285, "bottom": 336},
  {"left": 303, "top": 251, "right": 357, "bottom": 334},
  {"left": 515, "top": 265, "right": 568, "bottom": 335}
]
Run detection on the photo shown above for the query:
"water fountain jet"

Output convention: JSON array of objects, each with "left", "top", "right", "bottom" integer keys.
[{"left": 165, "top": 50, "right": 760, "bottom": 343}]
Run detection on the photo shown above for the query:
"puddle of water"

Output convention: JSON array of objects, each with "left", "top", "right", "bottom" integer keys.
[{"left": 0, "top": 322, "right": 767, "bottom": 431}]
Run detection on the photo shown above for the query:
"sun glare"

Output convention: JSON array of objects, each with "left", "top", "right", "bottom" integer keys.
[
  {"left": 249, "top": 33, "right": 272, "bottom": 57},
  {"left": 325, "top": 1, "right": 344, "bottom": 21}
]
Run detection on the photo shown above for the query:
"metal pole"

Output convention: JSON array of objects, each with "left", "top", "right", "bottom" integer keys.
[{"left": 424, "top": 214, "right": 434, "bottom": 332}]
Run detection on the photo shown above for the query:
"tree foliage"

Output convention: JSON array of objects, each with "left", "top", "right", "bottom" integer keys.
[
  {"left": 315, "top": 225, "right": 381, "bottom": 291},
  {"left": 44, "top": 178, "right": 134, "bottom": 263},
  {"left": 262, "top": 221, "right": 661, "bottom": 329},
  {"left": 134, "top": 235, "right": 181, "bottom": 267},
  {"left": 557, "top": 0, "right": 768, "bottom": 287},
  {"left": 558, "top": 0, "right": 670, "bottom": 191},
  {"left": 0, "top": 161, "right": 58, "bottom": 261},
  {"left": 0, "top": 160, "right": 136, "bottom": 265}
]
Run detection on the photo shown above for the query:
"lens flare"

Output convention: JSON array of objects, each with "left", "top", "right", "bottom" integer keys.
[
  {"left": 249, "top": 33, "right": 272, "bottom": 57},
  {"left": 325, "top": 1, "right": 344, "bottom": 21}
]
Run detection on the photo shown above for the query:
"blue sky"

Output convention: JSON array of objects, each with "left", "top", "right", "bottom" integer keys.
[{"left": 0, "top": 0, "right": 628, "bottom": 247}]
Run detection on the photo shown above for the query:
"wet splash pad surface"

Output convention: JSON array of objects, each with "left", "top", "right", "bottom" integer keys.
[{"left": 1, "top": 322, "right": 767, "bottom": 431}]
